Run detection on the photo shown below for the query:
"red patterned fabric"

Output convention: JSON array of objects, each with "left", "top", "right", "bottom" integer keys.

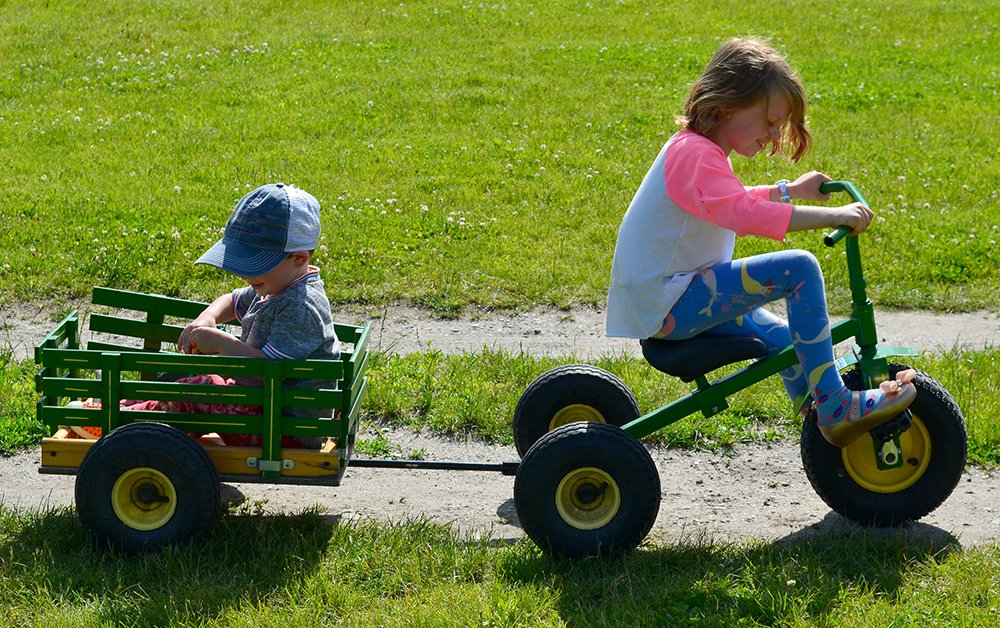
[{"left": 121, "top": 374, "right": 302, "bottom": 448}]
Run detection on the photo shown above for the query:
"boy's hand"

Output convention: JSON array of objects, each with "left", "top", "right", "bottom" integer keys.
[
  {"left": 185, "top": 326, "right": 268, "bottom": 359},
  {"left": 178, "top": 293, "right": 238, "bottom": 353},
  {"left": 178, "top": 318, "right": 217, "bottom": 354},
  {"left": 185, "top": 326, "right": 232, "bottom": 355},
  {"left": 789, "top": 171, "right": 833, "bottom": 202}
]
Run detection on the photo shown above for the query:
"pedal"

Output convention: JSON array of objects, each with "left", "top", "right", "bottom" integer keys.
[{"left": 871, "top": 409, "right": 913, "bottom": 444}]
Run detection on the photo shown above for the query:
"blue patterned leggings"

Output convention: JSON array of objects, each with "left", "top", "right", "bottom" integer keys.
[{"left": 654, "top": 249, "right": 845, "bottom": 416}]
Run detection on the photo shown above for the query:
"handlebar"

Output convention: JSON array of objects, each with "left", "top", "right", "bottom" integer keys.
[{"left": 821, "top": 181, "right": 871, "bottom": 247}]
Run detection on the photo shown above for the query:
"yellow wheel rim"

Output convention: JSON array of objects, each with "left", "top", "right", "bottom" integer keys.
[
  {"left": 112, "top": 467, "right": 177, "bottom": 531},
  {"left": 555, "top": 467, "right": 621, "bottom": 530},
  {"left": 550, "top": 404, "right": 607, "bottom": 431},
  {"left": 842, "top": 415, "right": 932, "bottom": 494}
]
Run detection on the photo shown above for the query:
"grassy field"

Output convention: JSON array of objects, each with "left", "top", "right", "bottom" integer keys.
[
  {"left": 1, "top": 504, "right": 999, "bottom": 626},
  {"left": 2, "top": 0, "right": 999, "bottom": 625},
  {"left": 0, "top": 0, "right": 997, "bottom": 313}
]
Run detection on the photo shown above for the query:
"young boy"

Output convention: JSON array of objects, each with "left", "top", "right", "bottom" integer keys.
[
  {"left": 179, "top": 182, "right": 340, "bottom": 365},
  {"left": 136, "top": 183, "right": 341, "bottom": 448}
]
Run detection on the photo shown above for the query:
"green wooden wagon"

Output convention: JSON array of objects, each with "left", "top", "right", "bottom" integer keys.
[{"left": 35, "top": 287, "right": 372, "bottom": 552}]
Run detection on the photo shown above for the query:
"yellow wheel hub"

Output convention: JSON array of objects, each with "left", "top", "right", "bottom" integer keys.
[
  {"left": 550, "top": 404, "right": 606, "bottom": 431},
  {"left": 842, "top": 415, "right": 932, "bottom": 494},
  {"left": 112, "top": 467, "right": 177, "bottom": 531},
  {"left": 555, "top": 467, "right": 621, "bottom": 530}
]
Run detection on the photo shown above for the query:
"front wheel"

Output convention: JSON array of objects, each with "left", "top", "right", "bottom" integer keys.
[
  {"left": 514, "top": 422, "right": 660, "bottom": 558},
  {"left": 76, "top": 422, "right": 221, "bottom": 553},
  {"left": 801, "top": 364, "right": 967, "bottom": 526}
]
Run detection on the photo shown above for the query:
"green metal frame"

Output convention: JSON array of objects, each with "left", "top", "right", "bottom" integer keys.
[
  {"left": 35, "top": 287, "right": 370, "bottom": 481},
  {"left": 620, "top": 181, "right": 917, "bottom": 441}
]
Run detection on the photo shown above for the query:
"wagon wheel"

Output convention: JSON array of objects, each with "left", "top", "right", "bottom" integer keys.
[
  {"left": 513, "top": 364, "right": 639, "bottom": 458},
  {"left": 76, "top": 422, "right": 221, "bottom": 553},
  {"left": 801, "top": 364, "right": 967, "bottom": 526},
  {"left": 514, "top": 422, "right": 660, "bottom": 558}
]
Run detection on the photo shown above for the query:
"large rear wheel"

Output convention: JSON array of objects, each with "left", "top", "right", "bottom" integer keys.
[{"left": 801, "top": 364, "right": 967, "bottom": 526}]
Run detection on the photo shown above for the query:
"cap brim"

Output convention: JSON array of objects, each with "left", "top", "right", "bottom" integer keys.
[{"left": 195, "top": 239, "right": 288, "bottom": 276}]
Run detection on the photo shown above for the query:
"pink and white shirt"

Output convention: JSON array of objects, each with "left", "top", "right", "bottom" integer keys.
[{"left": 606, "top": 130, "right": 794, "bottom": 338}]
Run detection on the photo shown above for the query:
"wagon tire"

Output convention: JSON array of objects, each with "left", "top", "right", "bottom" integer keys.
[{"left": 76, "top": 422, "right": 220, "bottom": 553}]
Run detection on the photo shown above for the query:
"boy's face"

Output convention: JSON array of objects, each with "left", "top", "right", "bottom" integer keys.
[
  {"left": 710, "top": 91, "right": 791, "bottom": 159},
  {"left": 239, "top": 252, "right": 310, "bottom": 297}
]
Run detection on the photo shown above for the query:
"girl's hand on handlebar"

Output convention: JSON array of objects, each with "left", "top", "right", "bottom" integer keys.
[
  {"left": 834, "top": 202, "right": 875, "bottom": 235},
  {"left": 790, "top": 171, "right": 833, "bottom": 202}
]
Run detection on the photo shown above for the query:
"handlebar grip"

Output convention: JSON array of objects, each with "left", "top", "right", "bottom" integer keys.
[{"left": 820, "top": 180, "right": 870, "bottom": 247}]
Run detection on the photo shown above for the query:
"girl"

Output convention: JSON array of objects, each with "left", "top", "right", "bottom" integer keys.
[{"left": 606, "top": 38, "right": 915, "bottom": 448}]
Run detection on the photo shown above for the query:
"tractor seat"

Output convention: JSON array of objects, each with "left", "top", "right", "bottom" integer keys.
[{"left": 640, "top": 335, "right": 769, "bottom": 382}]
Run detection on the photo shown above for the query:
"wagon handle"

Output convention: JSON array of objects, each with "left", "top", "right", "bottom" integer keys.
[{"left": 821, "top": 180, "right": 870, "bottom": 247}]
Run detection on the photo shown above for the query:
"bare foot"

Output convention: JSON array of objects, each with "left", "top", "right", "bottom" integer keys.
[{"left": 879, "top": 368, "right": 917, "bottom": 395}]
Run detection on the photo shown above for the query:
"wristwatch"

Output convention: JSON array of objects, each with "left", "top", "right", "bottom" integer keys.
[{"left": 776, "top": 179, "right": 792, "bottom": 204}]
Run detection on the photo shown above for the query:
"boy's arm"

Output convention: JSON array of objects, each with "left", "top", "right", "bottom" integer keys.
[
  {"left": 185, "top": 326, "right": 267, "bottom": 358},
  {"left": 178, "top": 292, "right": 238, "bottom": 353}
]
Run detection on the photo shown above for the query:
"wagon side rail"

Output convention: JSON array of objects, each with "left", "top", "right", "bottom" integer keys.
[{"left": 36, "top": 287, "right": 371, "bottom": 482}]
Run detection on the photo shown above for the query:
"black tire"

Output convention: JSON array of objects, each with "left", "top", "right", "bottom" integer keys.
[
  {"left": 514, "top": 422, "right": 660, "bottom": 558},
  {"left": 76, "top": 422, "right": 221, "bottom": 553},
  {"left": 801, "top": 364, "right": 967, "bottom": 526},
  {"left": 513, "top": 364, "right": 640, "bottom": 458}
]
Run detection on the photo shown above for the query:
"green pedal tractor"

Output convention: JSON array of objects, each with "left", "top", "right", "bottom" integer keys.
[{"left": 510, "top": 182, "right": 968, "bottom": 557}]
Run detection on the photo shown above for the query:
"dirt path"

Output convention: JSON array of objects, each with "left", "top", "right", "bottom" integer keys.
[{"left": 2, "top": 302, "right": 999, "bottom": 548}]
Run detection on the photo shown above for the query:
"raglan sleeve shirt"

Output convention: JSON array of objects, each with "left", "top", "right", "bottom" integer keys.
[
  {"left": 605, "top": 130, "right": 795, "bottom": 339},
  {"left": 662, "top": 131, "right": 793, "bottom": 240}
]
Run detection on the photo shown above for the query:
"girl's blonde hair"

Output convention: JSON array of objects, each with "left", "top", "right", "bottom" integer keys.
[{"left": 677, "top": 38, "right": 812, "bottom": 162}]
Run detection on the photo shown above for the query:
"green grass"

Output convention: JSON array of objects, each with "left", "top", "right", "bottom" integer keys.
[
  {"left": 1, "top": 1, "right": 999, "bottom": 624},
  {"left": 1, "top": 503, "right": 998, "bottom": 626},
  {"left": 0, "top": 0, "right": 997, "bottom": 314},
  {"left": 0, "top": 351, "right": 47, "bottom": 451}
]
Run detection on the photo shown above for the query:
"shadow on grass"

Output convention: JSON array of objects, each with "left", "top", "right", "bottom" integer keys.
[
  {"left": 498, "top": 515, "right": 962, "bottom": 625},
  {"left": 0, "top": 502, "right": 335, "bottom": 625},
  {"left": 0, "top": 499, "right": 966, "bottom": 625}
]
